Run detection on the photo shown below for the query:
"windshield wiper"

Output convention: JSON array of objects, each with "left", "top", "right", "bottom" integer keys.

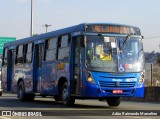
[
  {"left": 98, "top": 34, "right": 105, "bottom": 43},
  {"left": 119, "top": 40, "right": 122, "bottom": 54},
  {"left": 122, "top": 34, "right": 132, "bottom": 48},
  {"left": 98, "top": 34, "right": 111, "bottom": 48},
  {"left": 137, "top": 48, "right": 143, "bottom": 60},
  {"left": 119, "top": 34, "right": 133, "bottom": 52},
  {"left": 98, "top": 33, "right": 112, "bottom": 52}
]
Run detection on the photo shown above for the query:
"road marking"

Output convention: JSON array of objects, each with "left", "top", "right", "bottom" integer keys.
[{"left": 0, "top": 117, "right": 11, "bottom": 119}]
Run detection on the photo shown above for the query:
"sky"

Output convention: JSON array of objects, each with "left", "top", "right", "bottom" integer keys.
[{"left": 0, "top": 0, "right": 160, "bottom": 52}]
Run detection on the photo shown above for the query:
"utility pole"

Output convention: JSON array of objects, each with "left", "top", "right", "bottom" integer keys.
[
  {"left": 43, "top": 24, "right": 51, "bottom": 33},
  {"left": 30, "top": 0, "right": 33, "bottom": 36}
]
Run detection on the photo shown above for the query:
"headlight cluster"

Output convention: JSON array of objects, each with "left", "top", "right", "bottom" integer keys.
[
  {"left": 86, "top": 70, "right": 95, "bottom": 83},
  {"left": 139, "top": 71, "right": 145, "bottom": 84}
]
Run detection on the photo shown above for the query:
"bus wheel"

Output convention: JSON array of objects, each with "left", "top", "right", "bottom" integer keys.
[
  {"left": 106, "top": 97, "right": 121, "bottom": 106},
  {"left": 18, "top": 81, "right": 25, "bottom": 101},
  {"left": 61, "top": 82, "right": 75, "bottom": 106},
  {"left": 54, "top": 95, "right": 60, "bottom": 101},
  {"left": 18, "top": 81, "right": 34, "bottom": 101}
]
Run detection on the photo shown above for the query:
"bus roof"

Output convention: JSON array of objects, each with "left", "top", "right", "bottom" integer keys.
[
  {"left": 4, "top": 23, "right": 85, "bottom": 48},
  {"left": 4, "top": 23, "right": 140, "bottom": 48}
]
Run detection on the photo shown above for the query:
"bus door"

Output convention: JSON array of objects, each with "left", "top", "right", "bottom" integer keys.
[
  {"left": 73, "top": 36, "right": 83, "bottom": 95},
  {"left": 33, "top": 44, "right": 43, "bottom": 93},
  {"left": 7, "top": 50, "right": 15, "bottom": 91}
]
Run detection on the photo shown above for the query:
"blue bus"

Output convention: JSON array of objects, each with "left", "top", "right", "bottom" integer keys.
[{"left": 1, "top": 23, "right": 145, "bottom": 106}]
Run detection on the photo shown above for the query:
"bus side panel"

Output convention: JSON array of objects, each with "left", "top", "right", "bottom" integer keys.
[
  {"left": 57, "top": 62, "right": 70, "bottom": 86},
  {"left": 41, "top": 61, "right": 57, "bottom": 95},
  {"left": 1, "top": 66, "right": 7, "bottom": 92},
  {"left": 23, "top": 63, "right": 33, "bottom": 93},
  {"left": 13, "top": 65, "right": 25, "bottom": 93}
]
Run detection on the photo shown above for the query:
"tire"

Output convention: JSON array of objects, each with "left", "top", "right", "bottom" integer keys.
[
  {"left": 106, "top": 97, "right": 121, "bottom": 106},
  {"left": 0, "top": 91, "right": 2, "bottom": 96},
  {"left": 18, "top": 81, "right": 34, "bottom": 101},
  {"left": 54, "top": 95, "right": 60, "bottom": 101},
  {"left": 18, "top": 81, "right": 25, "bottom": 101},
  {"left": 61, "top": 82, "right": 75, "bottom": 106}
]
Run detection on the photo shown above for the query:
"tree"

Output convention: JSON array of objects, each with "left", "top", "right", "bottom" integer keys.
[{"left": 33, "top": 34, "right": 38, "bottom": 36}]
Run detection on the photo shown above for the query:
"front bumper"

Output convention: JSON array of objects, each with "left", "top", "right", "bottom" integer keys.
[{"left": 83, "top": 81, "right": 137, "bottom": 98}]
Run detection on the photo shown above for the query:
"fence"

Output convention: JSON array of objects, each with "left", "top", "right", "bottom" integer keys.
[
  {"left": 145, "top": 63, "right": 160, "bottom": 87},
  {"left": 122, "top": 87, "right": 160, "bottom": 102}
]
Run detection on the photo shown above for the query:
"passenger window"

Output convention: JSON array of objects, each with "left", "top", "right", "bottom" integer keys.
[
  {"left": 24, "top": 43, "right": 33, "bottom": 63},
  {"left": 44, "top": 38, "right": 57, "bottom": 61},
  {"left": 61, "top": 35, "right": 69, "bottom": 47},
  {"left": 16, "top": 45, "right": 24, "bottom": 64},
  {"left": 3, "top": 48, "right": 8, "bottom": 66},
  {"left": 58, "top": 35, "right": 70, "bottom": 60}
]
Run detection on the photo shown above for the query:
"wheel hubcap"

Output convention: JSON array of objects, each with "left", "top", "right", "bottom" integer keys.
[
  {"left": 62, "top": 88, "right": 68, "bottom": 101},
  {"left": 19, "top": 88, "right": 23, "bottom": 98}
]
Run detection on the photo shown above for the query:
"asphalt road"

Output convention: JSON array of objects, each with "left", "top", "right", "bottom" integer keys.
[{"left": 0, "top": 93, "right": 160, "bottom": 119}]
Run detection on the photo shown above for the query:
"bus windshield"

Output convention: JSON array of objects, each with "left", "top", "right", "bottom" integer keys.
[{"left": 85, "top": 35, "right": 144, "bottom": 72}]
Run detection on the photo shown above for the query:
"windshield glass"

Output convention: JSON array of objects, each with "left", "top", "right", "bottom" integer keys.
[
  {"left": 86, "top": 35, "right": 118, "bottom": 72},
  {"left": 118, "top": 36, "right": 144, "bottom": 72},
  {"left": 85, "top": 35, "right": 144, "bottom": 72}
]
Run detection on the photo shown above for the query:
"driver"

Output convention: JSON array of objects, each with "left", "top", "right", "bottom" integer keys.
[{"left": 95, "top": 45, "right": 112, "bottom": 61}]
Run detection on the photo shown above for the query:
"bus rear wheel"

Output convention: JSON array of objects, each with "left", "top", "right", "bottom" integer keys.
[
  {"left": 0, "top": 91, "right": 2, "bottom": 96},
  {"left": 54, "top": 95, "right": 60, "bottom": 101},
  {"left": 61, "top": 82, "right": 75, "bottom": 106},
  {"left": 106, "top": 97, "right": 121, "bottom": 106},
  {"left": 18, "top": 81, "right": 34, "bottom": 101},
  {"left": 18, "top": 81, "right": 25, "bottom": 101}
]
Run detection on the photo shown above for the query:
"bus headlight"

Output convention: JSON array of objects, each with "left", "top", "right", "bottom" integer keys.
[
  {"left": 88, "top": 77, "right": 94, "bottom": 83},
  {"left": 139, "top": 71, "right": 144, "bottom": 84},
  {"left": 86, "top": 70, "right": 95, "bottom": 83}
]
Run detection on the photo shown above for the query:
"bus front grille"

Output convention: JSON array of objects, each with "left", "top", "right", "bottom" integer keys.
[{"left": 98, "top": 81, "right": 136, "bottom": 88}]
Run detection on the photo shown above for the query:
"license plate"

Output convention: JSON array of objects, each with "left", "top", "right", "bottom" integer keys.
[{"left": 112, "top": 90, "right": 123, "bottom": 94}]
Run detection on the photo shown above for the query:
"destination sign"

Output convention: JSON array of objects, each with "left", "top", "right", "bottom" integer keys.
[{"left": 86, "top": 24, "right": 141, "bottom": 35}]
